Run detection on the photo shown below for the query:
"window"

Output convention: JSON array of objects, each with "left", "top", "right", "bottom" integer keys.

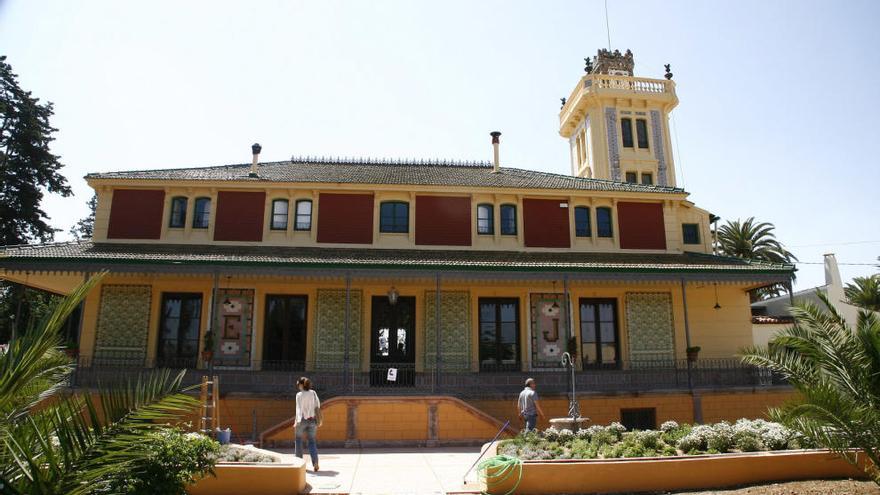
[
  {"left": 641, "top": 173, "right": 653, "bottom": 185},
  {"left": 157, "top": 293, "right": 202, "bottom": 368},
  {"left": 379, "top": 201, "right": 409, "bottom": 233},
  {"left": 621, "top": 117, "right": 634, "bottom": 148},
  {"left": 477, "top": 204, "right": 494, "bottom": 235},
  {"left": 596, "top": 207, "right": 613, "bottom": 237},
  {"left": 479, "top": 298, "right": 520, "bottom": 370},
  {"left": 625, "top": 172, "right": 638, "bottom": 184},
  {"left": 192, "top": 197, "right": 211, "bottom": 229},
  {"left": 169, "top": 197, "right": 187, "bottom": 228},
  {"left": 682, "top": 223, "right": 701, "bottom": 245},
  {"left": 579, "top": 298, "right": 619, "bottom": 368},
  {"left": 636, "top": 118, "right": 649, "bottom": 149},
  {"left": 294, "top": 200, "right": 312, "bottom": 231},
  {"left": 500, "top": 204, "right": 517, "bottom": 235},
  {"left": 621, "top": 408, "right": 657, "bottom": 431},
  {"left": 270, "top": 199, "right": 289, "bottom": 230},
  {"left": 574, "top": 206, "right": 591, "bottom": 237}
]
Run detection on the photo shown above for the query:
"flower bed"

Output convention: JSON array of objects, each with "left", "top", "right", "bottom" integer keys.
[
  {"left": 498, "top": 419, "right": 813, "bottom": 460},
  {"left": 187, "top": 444, "right": 305, "bottom": 495}
]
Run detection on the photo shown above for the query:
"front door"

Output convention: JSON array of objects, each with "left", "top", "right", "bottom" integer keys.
[
  {"left": 370, "top": 295, "right": 415, "bottom": 386},
  {"left": 262, "top": 295, "right": 308, "bottom": 371}
]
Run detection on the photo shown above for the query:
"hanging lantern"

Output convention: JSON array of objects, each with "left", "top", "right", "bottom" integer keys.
[
  {"left": 387, "top": 286, "right": 399, "bottom": 306},
  {"left": 713, "top": 283, "right": 722, "bottom": 310}
]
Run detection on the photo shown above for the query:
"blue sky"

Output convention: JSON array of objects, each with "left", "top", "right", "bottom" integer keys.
[{"left": 1, "top": 0, "right": 877, "bottom": 289}]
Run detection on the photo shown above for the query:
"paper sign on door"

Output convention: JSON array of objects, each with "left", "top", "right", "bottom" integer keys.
[{"left": 387, "top": 368, "right": 398, "bottom": 382}]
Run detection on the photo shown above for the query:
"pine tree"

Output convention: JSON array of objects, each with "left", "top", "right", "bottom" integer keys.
[
  {"left": 70, "top": 194, "right": 97, "bottom": 240},
  {"left": 0, "top": 55, "right": 71, "bottom": 342}
]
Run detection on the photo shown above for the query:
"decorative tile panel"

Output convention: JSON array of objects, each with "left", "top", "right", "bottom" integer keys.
[
  {"left": 650, "top": 110, "right": 669, "bottom": 186},
  {"left": 605, "top": 107, "right": 621, "bottom": 181},
  {"left": 530, "top": 293, "right": 571, "bottom": 368},
  {"left": 95, "top": 284, "right": 152, "bottom": 360},
  {"left": 424, "top": 290, "right": 470, "bottom": 371},
  {"left": 212, "top": 289, "right": 254, "bottom": 367},
  {"left": 314, "top": 289, "right": 362, "bottom": 370},
  {"left": 625, "top": 292, "right": 675, "bottom": 364}
]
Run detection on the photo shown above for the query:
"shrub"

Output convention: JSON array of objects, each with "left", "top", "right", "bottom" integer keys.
[
  {"left": 607, "top": 422, "right": 627, "bottom": 439},
  {"left": 590, "top": 428, "right": 618, "bottom": 447},
  {"left": 576, "top": 428, "right": 592, "bottom": 440},
  {"left": 107, "top": 429, "right": 220, "bottom": 495},
  {"left": 633, "top": 430, "right": 662, "bottom": 450},
  {"left": 543, "top": 426, "right": 561, "bottom": 442},
  {"left": 706, "top": 422, "right": 734, "bottom": 453},
  {"left": 677, "top": 424, "right": 713, "bottom": 453},
  {"left": 659, "top": 420, "right": 679, "bottom": 433},
  {"left": 215, "top": 445, "right": 279, "bottom": 463},
  {"left": 557, "top": 428, "right": 575, "bottom": 442}
]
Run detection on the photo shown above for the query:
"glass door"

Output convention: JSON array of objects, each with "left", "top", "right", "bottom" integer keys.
[
  {"left": 370, "top": 295, "right": 415, "bottom": 386},
  {"left": 579, "top": 298, "right": 619, "bottom": 369},
  {"left": 262, "top": 295, "right": 308, "bottom": 371}
]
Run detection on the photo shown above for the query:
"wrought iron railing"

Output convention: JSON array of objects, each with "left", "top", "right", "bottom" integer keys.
[{"left": 68, "top": 354, "right": 785, "bottom": 397}]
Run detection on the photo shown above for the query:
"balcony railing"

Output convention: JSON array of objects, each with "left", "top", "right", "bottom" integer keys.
[
  {"left": 68, "top": 352, "right": 785, "bottom": 397},
  {"left": 560, "top": 74, "right": 676, "bottom": 128}
]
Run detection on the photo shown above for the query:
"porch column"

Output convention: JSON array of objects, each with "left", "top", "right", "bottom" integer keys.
[
  {"left": 207, "top": 271, "right": 220, "bottom": 374},
  {"left": 344, "top": 272, "right": 352, "bottom": 392},
  {"left": 563, "top": 274, "right": 571, "bottom": 354},
  {"left": 680, "top": 278, "right": 703, "bottom": 423},
  {"left": 434, "top": 273, "right": 441, "bottom": 392},
  {"left": 75, "top": 271, "right": 91, "bottom": 360}
]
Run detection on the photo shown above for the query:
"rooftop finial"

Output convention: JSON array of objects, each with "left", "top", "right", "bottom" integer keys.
[{"left": 664, "top": 64, "right": 673, "bottom": 80}]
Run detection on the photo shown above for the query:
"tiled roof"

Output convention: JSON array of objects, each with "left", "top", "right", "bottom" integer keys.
[
  {"left": 85, "top": 157, "right": 685, "bottom": 194},
  {"left": 0, "top": 241, "right": 794, "bottom": 276}
]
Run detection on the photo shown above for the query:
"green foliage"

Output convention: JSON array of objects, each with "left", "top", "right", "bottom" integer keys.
[
  {"left": 215, "top": 445, "right": 279, "bottom": 463},
  {"left": 105, "top": 429, "right": 219, "bottom": 495},
  {"left": 0, "top": 273, "right": 204, "bottom": 494},
  {"left": 741, "top": 293, "right": 880, "bottom": 484},
  {"left": 714, "top": 217, "right": 797, "bottom": 299},
  {"left": 844, "top": 274, "right": 880, "bottom": 312},
  {"left": 69, "top": 194, "right": 97, "bottom": 240}
]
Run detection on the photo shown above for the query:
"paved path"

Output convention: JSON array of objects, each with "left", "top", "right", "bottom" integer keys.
[{"left": 272, "top": 447, "right": 485, "bottom": 494}]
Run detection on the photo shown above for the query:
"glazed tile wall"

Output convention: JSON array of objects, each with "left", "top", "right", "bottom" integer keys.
[
  {"left": 94, "top": 284, "right": 152, "bottom": 359},
  {"left": 625, "top": 292, "right": 675, "bottom": 363},
  {"left": 314, "top": 289, "right": 362, "bottom": 369},
  {"left": 424, "top": 290, "right": 470, "bottom": 371}
]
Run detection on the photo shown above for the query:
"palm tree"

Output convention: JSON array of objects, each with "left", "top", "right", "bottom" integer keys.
[
  {"left": 715, "top": 217, "right": 797, "bottom": 300},
  {"left": 0, "top": 273, "right": 201, "bottom": 494},
  {"left": 844, "top": 275, "right": 880, "bottom": 312},
  {"left": 741, "top": 294, "right": 880, "bottom": 484}
]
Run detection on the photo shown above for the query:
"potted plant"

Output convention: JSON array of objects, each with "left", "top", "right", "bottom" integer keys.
[
  {"left": 202, "top": 331, "right": 215, "bottom": 364},
  {"left": 686, "top": 346, "right": 701, "bottom": 362}
]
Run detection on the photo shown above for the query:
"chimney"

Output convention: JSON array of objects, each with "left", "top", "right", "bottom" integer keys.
[
  {"left": 824, "top": 253, "right": 843, "bottom": 289},
  {"left": 249, "top": 143, "right": 262, "bottom": 177},
  {"left": 490, "top": 131, "right": 501, "bottom": 173}
]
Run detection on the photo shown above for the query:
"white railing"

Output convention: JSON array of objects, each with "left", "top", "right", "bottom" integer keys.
[{"left": 584, "top": 74, "right": 671, "bottom": 94}]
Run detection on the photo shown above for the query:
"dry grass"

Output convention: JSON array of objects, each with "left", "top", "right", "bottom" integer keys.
[{"left": 665, "top": 478, "right": 879, "bottom": 494}]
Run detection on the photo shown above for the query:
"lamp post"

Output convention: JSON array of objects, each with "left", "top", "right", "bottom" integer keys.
[{"left": 561, "top": 352, "right": 579, "bottom": 422}]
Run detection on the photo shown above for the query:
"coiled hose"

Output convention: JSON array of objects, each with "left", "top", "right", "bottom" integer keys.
[{"left": 476, "top": 455, "right": 523, "bottom": 495}]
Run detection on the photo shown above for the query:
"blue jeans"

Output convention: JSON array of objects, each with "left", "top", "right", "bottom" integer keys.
[
  {"left": 523, "top": 414, "right": 538, "bottom": 431},
  {"left": 295, "top": 419, "right": 319, "bottom": 467}
]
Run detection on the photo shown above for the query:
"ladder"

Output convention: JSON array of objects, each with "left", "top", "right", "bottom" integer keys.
[{"left": 199, "top": 375, "right": 220, "bottom": 437}]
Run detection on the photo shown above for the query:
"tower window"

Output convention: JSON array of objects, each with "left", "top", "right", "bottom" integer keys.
[
  {"left": 625, "top": 172, "right": 637, "bottom": 184},
  {"left": 169, "top": 197, "right": 187, "bottom": 228},
  {"left": 636, "top": 119, "right": 649, "bottom": 149},
  {"left": 500, "top": 204, "right": 517, "bottom": 235},
  {"left": 380, "top": 201, "right": 409, "bottom": 233},
  {"left": 641, "top": 173, "right": 653, "bottom": 185},
  {"left": 597, "top": 207, "right": 613, "bottom": 238},
  {"left": 193, "top": 197, "right": 211, "bottom": 229},
  {"left": 682, "top": 223, "right": 700, "bottom": 245},
  {"left": 294, "top": 200, "right": 312, "bottom": 231},
  {"left": 270, "top": 199, "right": 289, "bottom": 230},
  {"left": 477, "top": 204, "right": 494, "bottom": 235},
  {"left": 574, "top": 206, "right": 591, "bottom": 237},
  {"left": 621, "top": 117, "right": 634, "bottom": 148}
]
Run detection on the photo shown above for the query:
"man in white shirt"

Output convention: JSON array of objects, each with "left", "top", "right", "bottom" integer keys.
[{"left": 294, "top": 377, "right": 321, "bottom": 471}]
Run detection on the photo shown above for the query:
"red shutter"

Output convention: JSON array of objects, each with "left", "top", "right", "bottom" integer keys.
[
  {"left": 618, "top": 202, "right": 667, "bottom": 250},
  {"left": 107, "top": 189, "right": 165, "bottom": 239},
  {"left": 523, "top": 198, "right": 571, "bottom": 248},
  {"left": 213, "top": 191, "right": 266, "bottom": 242},
  {"left": 316, "top": 193, "right": 374, "bottom": 244},
  {"left": 415, "top": 196, "right": 471, "bottom": 246}
]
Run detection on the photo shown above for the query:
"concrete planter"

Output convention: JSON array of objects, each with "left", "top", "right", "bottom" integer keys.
[
  {"left": 188, "top": 458, "right": 306, "bottom": 495},
  {"left": 483, "top": 449, "right": 869, "bottom": 494}
]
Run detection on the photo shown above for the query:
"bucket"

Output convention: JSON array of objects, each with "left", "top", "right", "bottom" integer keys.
[{"left": 217, "top": 428, "right": 232, "bottom": 445}]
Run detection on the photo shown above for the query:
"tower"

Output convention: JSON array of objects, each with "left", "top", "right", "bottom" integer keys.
[{"left": 559, "top": 49, "right": 679, "bottom": 187}]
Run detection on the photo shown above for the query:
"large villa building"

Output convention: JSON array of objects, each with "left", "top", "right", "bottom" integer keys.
[{"left": 0, "top": 49, "right": 796, "bottom": 445}]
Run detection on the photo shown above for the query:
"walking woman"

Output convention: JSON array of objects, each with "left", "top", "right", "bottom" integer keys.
[{"left": 294, "top": 377, "right": 321, "bottom": 471}]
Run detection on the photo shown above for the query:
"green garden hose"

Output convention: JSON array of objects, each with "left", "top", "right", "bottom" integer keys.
[{"left": 477, "top": 455, "right": 523, "bottom": 495}]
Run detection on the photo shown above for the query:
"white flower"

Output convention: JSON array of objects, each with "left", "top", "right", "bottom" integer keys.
[{"left": 660, "top": 420, "right": 679, "bottom": 433}]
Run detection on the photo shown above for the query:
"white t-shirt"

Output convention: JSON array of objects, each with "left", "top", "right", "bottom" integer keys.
[{"left": 296, "top": 389, "right": 320, "bottom": 422}]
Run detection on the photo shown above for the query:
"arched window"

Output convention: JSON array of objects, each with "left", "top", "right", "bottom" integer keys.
[
  {"left": 500, "top": 204, "right": 517, "bottom": 235},
  {"left": 596, "top": 207, "right": 613, "bottom": 238},
  {"left": 192, "top": 197, "right": 211, "bottom": 229},
  {"left": 379, "top": 201, "right": 409, "bottom": 233},
  {"left": 294, "top": 200, "right": 312, "bottom": 231},
  {"left": 477, "top": 204, "right": 494, "bottom": 235},
  {"left": 574, "top": 206, "right": 591, "bottom": 237},
  {"left": 169, "top": 197, "right": 187, "bottom": 228},
  {"left": 270, "top": 199, "right": 289, "bottom": 230}
]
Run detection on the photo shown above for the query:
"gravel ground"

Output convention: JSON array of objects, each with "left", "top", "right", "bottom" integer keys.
[{"left": 664, "top": 479, "right": 879, "bottom": 494}]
